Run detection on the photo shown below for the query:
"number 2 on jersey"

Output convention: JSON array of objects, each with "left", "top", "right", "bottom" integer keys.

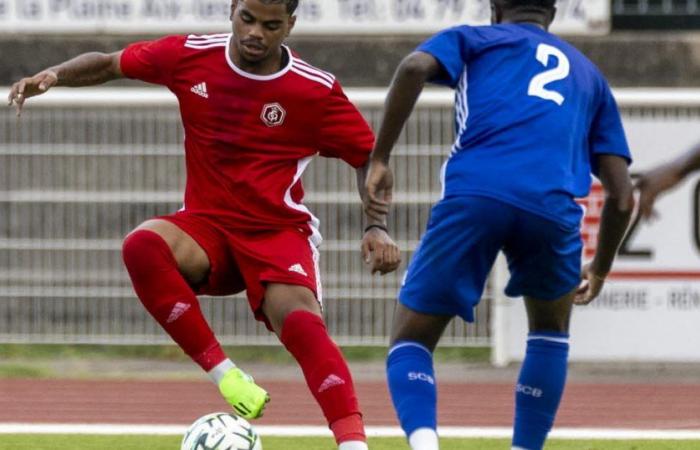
[{"left": 528, "top": 43, "right": 570, "bottom": 106}]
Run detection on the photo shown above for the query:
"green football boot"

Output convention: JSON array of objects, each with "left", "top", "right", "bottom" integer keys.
[{"left": 218, "top": 367, "right": 270, "bottom": 420}]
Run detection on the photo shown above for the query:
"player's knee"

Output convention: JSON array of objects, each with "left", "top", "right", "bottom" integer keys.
[
  {"left": 264, "top": 284, "right": 320, "bottom": 334},
  {"left": 122, "top": 229, "right": 173, "bottom": 272},
  {"left": 390, "top": 325, "right": 437, "bottom": 351},
  {"left": 269, "top": 304, "right": 321, "bottom": 337},
  {"left": 525, "top": 294, "right": 574, "bottom": 334},
  {"left": 388, "top": 305, "right": 446, "bottom": 351},
  {"left": 529, "top": 317, "right": 570, "bottom": 334}
]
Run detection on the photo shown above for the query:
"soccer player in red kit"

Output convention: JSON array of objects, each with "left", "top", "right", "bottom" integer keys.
[{"left": 8, "top": 1, "right": 401, "bottom": 448}]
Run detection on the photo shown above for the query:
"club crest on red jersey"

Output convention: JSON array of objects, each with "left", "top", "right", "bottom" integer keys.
[{"left": 261, "top": 103, "right": 286, "bottom": 127}]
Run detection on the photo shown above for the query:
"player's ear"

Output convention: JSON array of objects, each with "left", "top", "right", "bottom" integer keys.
[
  {"left": 286, "top": 14, "right": 296, "bottom": 36},
  {"left": 490, "top": 2, "right": 502, "bottom": 25},
  {"left": 547, "top": 7, "right": 557, "bottom": 26}
]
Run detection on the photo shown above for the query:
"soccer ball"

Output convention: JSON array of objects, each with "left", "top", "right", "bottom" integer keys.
[{"left": 181, "top": 412, "right": 262, "bottom": 450}]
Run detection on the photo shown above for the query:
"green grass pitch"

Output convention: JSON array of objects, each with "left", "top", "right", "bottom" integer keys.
[{"left": 0, "top": 435, "right": 698, "bottom": 450}]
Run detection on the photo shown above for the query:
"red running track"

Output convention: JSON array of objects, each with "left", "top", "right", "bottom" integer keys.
[{"left": 1, "top": 379, "right": 699, "bottom": 429}]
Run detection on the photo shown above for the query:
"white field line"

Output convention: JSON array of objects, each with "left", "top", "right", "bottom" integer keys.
[{"left": 0, "top": 424, "right": 699, "bottom": 440}]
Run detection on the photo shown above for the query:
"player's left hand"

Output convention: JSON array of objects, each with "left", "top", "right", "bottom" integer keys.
[
  {"left": 361, "top": 227, "right": 401, "bottom": 275},
  {"left": 574, "top": 263, "right": 606, "bottom": 305}
]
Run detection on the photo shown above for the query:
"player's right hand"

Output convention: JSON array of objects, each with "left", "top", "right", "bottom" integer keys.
[
  {"left": 361, "top": 227, "right": 401, "bottom": 275},
  {"left": 636, "top": 162, "right": 684, "bottom": 220},
  {"left": 7, "top": 69, "right": 59, "bottom": 117},
  {"left": 574, "top": 263, "right": 606, "bottom": 305},
  {"left": 364, "top": 158, "right": 394, "bottom": 222}
]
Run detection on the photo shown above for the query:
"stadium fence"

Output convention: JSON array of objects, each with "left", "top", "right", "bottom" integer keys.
[
  {"left": 614, "top": 0, "right": 699, "bottom": 14},
  {"left": 1, "top": 87, "right": 699, "bottom": 348},
  {"left": 613, "top": 0, "right": 700, "bottom": 28}
]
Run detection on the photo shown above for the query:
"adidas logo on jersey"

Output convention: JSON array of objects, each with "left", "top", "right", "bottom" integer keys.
[
  {"left": 167, "top": 302, "right": 191, "bottom": 323},
  {"left": 318, "top": 374, "right": 345, "bottom": 393},
  {"left": 288, "top": 263, "right": 308, "bottom": 277},
  {"left": 190, "top": 82, "right": 209, "bottom": 98}
]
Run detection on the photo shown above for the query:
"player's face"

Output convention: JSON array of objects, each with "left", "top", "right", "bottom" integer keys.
[{"left": 230, "top": 0, "right": 295, "bottom": 65}]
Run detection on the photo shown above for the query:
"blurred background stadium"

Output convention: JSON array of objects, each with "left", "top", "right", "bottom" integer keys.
[{"left": 1, "top": 0, "right": 700, "bottom": 365}]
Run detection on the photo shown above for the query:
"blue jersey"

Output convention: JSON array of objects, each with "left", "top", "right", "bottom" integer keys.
[{"left": 417, "top": 24, "right": 631, "bottom": 228}]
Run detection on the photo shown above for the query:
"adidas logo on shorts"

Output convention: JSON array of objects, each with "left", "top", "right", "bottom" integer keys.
[{"left": 288, "top": 263, "right": 308, "bottom": 277}]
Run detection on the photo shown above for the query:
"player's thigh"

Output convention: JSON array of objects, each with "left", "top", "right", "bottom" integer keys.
[
  {"left": 263, "top": 283, "right": 322, "bottom": 335},
  {"left": 133, "top": 218, "right": 210, "bottom": 285},
  {"left": 232, "top": 228, "right": 322, "bottom": 330},
  {"left": 503, "top": 210, "right": 582, "bottom": 333},
  {"left": 400, "top": 196, "right": 510, "bottom": 323},
  {"left": 503, "top": 214, "right": 582, "bottom": 300},
  {"left": 390, "top": 303, "right": 452, "bottom": 352}
]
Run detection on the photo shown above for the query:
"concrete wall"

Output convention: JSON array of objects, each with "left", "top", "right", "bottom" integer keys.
[{"left": 2, "top": 33, "right": 700, "bottom": 87}]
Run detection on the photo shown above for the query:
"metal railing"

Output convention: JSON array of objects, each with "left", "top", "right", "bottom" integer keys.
[
  {"left": 612, "top": 0, "right": 700, "bottom": 28},
  {"left": 3, "top": 87, "right": 700, "bottom": 347},
  {"left": 613, "top": 0, "right": 699, "bottom": 14},
  {"left": 0, "top": 88, "right": 489, "bottom": 346}
]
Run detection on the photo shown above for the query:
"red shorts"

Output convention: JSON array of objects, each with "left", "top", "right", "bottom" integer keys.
[{"left": 161, "top": 212, "right": 322, "bottom": 326}]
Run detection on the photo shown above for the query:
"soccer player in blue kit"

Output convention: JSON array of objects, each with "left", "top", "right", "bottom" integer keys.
[{"left": 364, "top": 1, "right": 635, "bottom": 449}]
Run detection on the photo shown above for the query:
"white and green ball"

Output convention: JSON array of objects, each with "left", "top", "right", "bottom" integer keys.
[{"left": 181, "top": 412, "right": 262, "bottom": 450}]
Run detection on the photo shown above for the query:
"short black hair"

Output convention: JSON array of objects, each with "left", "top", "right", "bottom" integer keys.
[
  {"left": 260, "top": 0, "right": 299, "bottom": 14},
  {"left": 503, "top": 0, "right": 556, "bottom": 9}
]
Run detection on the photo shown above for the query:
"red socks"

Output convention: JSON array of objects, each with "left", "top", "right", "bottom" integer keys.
[
  {"left": 122, "top": 229, "right": 225, "bottom": 371},
  {"left": 124, "top": 230, "right": 366, "bottom": 444},
  {"left": 330, "top": 414, "right": 366, "bottom": 444},
  {"left": 280, "top": 310, "right": 366, "bottom": 444}
]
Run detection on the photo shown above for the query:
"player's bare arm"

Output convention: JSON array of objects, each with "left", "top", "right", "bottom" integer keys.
[
  {"left": 575, "top": 155, "right": 634, "bottom": 305},
  {"left": 637, "top": 142, "right": 700, "bottom": 219},
  {"left": 356, "top": 165, "right": 401, "bottom": 275},
  {"left": 7, "top": 50, "right": 123, "bottom": 116},
  {"left": 364, "top": 51, "right": 441, "bottom": 221}
]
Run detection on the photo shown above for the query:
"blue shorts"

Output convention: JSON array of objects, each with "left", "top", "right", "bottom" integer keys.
[{"left": 399, "top": 195, "right": 582, "bottom": 322}]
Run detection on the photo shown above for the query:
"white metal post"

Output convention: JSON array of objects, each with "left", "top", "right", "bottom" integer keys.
[{"left": 490, "top": 252, "right": 511, "bottom": 367}]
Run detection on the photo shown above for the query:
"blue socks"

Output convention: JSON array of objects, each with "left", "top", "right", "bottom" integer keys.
[
  {"left": 386, "top": 342, "right": 437, "bottom": 437},
  {"left": 387, "top": 334, "right": 568, "bottom": 450},
  {"left": 512, "top": 332, "right": 570, "bottom": 450}
]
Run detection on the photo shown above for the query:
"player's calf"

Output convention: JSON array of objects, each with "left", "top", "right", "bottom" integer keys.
[
  {"left": 122, "top": 229, "right": 225, "bottom": 370},
  {"left": 386, "top": 341, "right": 439, "bottom": 450},
  {"left": 123, "top": 229, "right": 269, "bottom": 414},
  {"left": 512, "top": 332, "right": 569, "bottom": 450},
  {"left": 279, "top": 310, "right": 367, "bottom": 450}
]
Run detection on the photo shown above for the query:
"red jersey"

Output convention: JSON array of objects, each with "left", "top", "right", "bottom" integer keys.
[{"left": 120, "top": 33, "right": 374, "bottom": 245}]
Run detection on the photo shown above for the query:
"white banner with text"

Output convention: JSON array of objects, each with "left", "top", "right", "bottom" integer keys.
[
  {"left": 0, "top": 0, "right": 609, "bottom": 35},
  {"left": 497, "top": 108, "right": 700, "bottom": 363}
]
